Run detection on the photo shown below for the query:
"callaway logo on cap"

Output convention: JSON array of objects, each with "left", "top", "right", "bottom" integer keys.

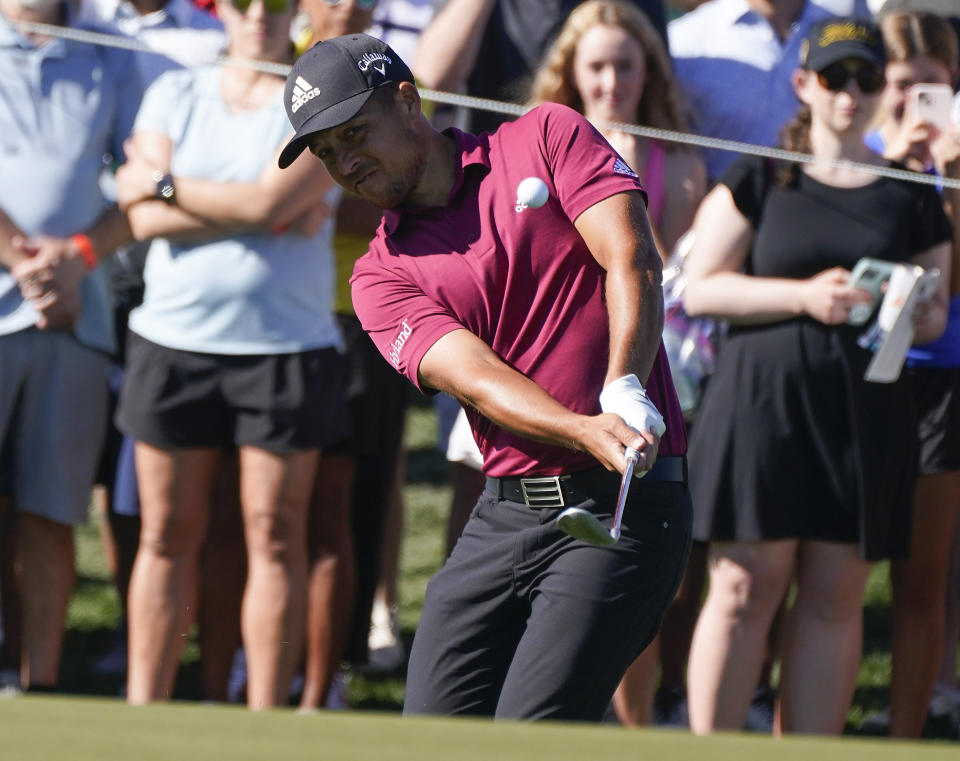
[{"left": 278, "top": 34, "right": 414, "bottom": 169}]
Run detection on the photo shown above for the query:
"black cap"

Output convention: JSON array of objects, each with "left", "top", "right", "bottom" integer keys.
[
  {"left": 799, "top": 18, "right": 886, "bottom": 72},
  {"left": 278, "top": 34, "right": 414, "bottom": 169}
]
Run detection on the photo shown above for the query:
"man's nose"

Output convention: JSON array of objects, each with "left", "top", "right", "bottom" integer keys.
[{"left": 336, "top": 148, "right": 360, "bottom": 177}]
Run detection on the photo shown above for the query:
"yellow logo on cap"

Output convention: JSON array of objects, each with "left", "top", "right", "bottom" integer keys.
[{"left": 819, "top": 22, "right": 876, "bottom": 48}]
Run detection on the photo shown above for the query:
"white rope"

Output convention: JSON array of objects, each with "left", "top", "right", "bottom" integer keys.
[{"left": 12, "top": 18, "right": 960, "bottom": 191}]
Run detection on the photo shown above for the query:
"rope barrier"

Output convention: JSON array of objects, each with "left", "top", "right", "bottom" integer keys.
[{"left": 11, "top": 18, "right": 960, "bottom": 190}]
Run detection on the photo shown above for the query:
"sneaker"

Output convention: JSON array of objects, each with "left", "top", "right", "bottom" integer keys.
[
  {"left": 364, "top": 601, "right": 406, "bottom": 675},
  {"left": 226, "top": 648, "right": 247, "bottom": 704},
  {"left": 0, "top": 668, "right": 21, "bottom": 698},
  {"left": 324, "top": 670, "right": 350, "bottom": 710},
  {"left": 858, "top": 708, "right": 890, "bottom": 735},
  {"left": 743, "top": 687, "right": 775, "bottom": 732},
  {"left": 653, "top": 684, "right": 689, "bottom": 728},
  {"left": 926, "top": 687, "right": 960, "bottom": 740},
  {"left": 93, "top": 637, "right": 128, "bottom": 677}
]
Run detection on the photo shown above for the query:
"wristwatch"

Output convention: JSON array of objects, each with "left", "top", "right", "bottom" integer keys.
[{"left": 152, "top": 170, "right": 176, "bottom": 203}]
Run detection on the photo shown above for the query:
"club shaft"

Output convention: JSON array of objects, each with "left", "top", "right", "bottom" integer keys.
[{"left": 610, "top": 448, "right": 639, "bottom": 538}]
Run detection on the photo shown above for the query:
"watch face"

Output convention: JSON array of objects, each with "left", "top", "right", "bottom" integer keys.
[{"left": 155, "top": 173, "right": 175, "bottom": 202}]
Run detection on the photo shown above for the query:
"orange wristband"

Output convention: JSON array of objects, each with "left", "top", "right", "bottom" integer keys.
[{"left": 71, "top": 234, "right": 97, "bottom": 271}]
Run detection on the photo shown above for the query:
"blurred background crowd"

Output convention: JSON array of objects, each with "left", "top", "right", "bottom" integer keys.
[{"left": 1, "top": 0, "right": 959, "bottom": 742}]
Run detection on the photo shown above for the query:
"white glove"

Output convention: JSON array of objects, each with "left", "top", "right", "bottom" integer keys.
[{"left": 599, "top": 374, "right": 666, "bottom": 438}]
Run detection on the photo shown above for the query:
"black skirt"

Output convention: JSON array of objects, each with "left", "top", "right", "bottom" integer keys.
[{"left": 688, "top": 318, "right": 917, "bottom": 561}]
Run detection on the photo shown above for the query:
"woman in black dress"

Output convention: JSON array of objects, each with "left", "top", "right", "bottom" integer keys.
[{"left": 681, "top": 18, "right": 952, "bottom": 735}]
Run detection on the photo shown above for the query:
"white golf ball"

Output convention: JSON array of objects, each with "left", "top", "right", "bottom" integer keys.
[{"left": 517, "top": 176, "right": 549, "bottom": 208}]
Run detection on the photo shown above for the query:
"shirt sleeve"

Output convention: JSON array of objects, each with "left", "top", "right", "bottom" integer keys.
[
  {"left": 350, "top": 242, "right": 466, "bottom": 393},
  {"left": 133, "top": 68, "right": 192, "bottom": 136},
  {"left": 536, "top": 103, "right": 647, "bottom": 223},
  {"left": 909, "top": 183, "right": 953, "bottom": 255},
  {"left": 719, "top": 154, "right": 771, "bottom": 229}
]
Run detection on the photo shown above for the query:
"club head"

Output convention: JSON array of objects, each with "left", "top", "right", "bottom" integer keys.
[{"left": 557, "top": 507, "right": 618, "bottom": 546}]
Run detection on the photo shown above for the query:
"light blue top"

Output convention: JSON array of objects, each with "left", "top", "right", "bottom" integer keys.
[
  {"left": 864, "top": 128, "right": 960, "bottom": 367},
  {"left": 669, "top": 0, "right": 870, "bottom": 181},
  {"left": 0, "top": 9, "right": 143, "bottom": 352},
  {"left": 128, "top": 66, "right": 342, "bottom": 355}
]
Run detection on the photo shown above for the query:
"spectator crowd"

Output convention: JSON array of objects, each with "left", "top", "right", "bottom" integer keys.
[{"left": 1, "top": 0, "right": 959, "bottom": 742}]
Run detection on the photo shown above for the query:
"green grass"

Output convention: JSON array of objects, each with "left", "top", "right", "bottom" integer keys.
[
  {"left": 35, "top": 398, "right": 953, "bottom": 739},
  {"left": 3, "top": 696, "right": 960, "bottom": 761}
]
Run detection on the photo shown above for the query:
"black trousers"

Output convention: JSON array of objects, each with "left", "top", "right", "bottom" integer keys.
[{"left": 403, "top": 478, "right": 692, "bottom": 720}]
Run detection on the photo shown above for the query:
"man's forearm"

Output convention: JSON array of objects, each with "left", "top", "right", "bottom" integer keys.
[{"left": 604, "top": 252, "right": 663, "bottom": 385}]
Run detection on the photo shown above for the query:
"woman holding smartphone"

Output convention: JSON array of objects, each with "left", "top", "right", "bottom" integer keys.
[
  {"left": 865, "top": 10, "right": 960, "bottom": 738},
  {"left": 682, "top": 18, "right": 952, "bottom": 735}
]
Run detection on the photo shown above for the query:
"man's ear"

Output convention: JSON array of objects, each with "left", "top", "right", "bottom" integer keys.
[{"left": 396, "top": 81, "right": 423, "bottom": 121}]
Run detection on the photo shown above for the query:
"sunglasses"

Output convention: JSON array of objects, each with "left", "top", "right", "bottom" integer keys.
[
  {"left": 815, "top": 62, "right": 885, "bottom": 94},
  {"left": 230, "top": 0, "right": 293, "bottom": 13},
  {"left": 322, "top": 0, "right": 378, "bottom": 8}
]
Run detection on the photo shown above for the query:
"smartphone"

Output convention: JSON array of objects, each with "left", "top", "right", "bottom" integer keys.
[
  {"left": 847, "top": 257, "right": 896, "bottom": 325},
  {"left": 910, "top": 83, "right": 954, "bottom": 132}
]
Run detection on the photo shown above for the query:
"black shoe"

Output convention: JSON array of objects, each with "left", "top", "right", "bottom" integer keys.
[{"left": 653, "top": 685, "right": 688, "bottom": 727}]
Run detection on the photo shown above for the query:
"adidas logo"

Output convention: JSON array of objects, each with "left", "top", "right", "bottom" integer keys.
[
  {"left": 291, "top": 75, "right": 321, "bottom": 114},
  {"left": 612, "top": 157, "right": 638, "bottom": 178}
]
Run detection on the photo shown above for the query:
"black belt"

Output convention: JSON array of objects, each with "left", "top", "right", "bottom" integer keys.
[{"left": 485, "top": 456, "right": 687, "bottom": 509}]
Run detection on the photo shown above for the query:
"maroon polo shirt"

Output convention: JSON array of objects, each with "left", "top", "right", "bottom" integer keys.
[{"left": 351, "top": 103, "right": 686, "bottom": 477}]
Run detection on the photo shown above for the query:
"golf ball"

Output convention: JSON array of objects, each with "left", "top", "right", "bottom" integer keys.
[{"left": 517, "top": 176, "right": 549, "bottom": 208}]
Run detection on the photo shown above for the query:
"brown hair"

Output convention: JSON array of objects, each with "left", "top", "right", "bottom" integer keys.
[
  {"left": 528, "top": 0, "right": 689, "bottom": 137},
  {"left": 879, "top": 10, "right": 959, "bottom": 80},
  {"left": 777, "top": 103, "right": 812, "bottom": 185}
]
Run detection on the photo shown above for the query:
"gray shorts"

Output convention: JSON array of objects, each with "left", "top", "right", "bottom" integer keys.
[{"left": 0, "top": 329, "right": 110, "bottom": 525}]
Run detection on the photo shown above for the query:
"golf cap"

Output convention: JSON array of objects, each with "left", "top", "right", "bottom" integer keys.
[
  {"left": 799, "top": 18, "right": 886, "bottom": 72},
  {"left": 278, "top": 34, "right": 414, "bottom": 169}
]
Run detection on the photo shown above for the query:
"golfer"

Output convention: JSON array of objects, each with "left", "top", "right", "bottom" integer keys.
[{"left": 279, "top": 33, "right": 692, "bottom": 721}]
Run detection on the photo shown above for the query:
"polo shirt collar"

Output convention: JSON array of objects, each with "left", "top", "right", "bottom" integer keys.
[
  {"left": 0, "top": 3, "right": 74, "bottom": 54},
  {"left": 382, "top": 126, "right": 490, "bottom": 235}
]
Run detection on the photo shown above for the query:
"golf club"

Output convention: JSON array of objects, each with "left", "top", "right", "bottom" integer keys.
[{"left": 557, "top": 447, "right": 639, "bottom": 546}]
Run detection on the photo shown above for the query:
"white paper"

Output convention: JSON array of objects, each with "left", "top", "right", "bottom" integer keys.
[{"left": 861, "top": 264, "right": 941, "bottom": 383}]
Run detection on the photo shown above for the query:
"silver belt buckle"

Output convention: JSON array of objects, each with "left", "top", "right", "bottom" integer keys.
[{"left": 520, "top": 476, "right": 565, "bottom": 508}]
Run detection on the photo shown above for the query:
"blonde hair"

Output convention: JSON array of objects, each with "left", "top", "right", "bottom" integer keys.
[
  {"left": 528, "top": 0, "right": 689, "bottom": 136},
  {"left": 879, "top": 10, "right": 959, "bottom": 79}
]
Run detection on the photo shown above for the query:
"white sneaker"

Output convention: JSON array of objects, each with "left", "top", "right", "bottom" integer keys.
[{"left": 364, "top": 601, "right": 406, "bottom": 674}]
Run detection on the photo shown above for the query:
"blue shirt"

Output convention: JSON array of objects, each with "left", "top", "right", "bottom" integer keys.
[
  {"left": 669, "top": 0, "right": 870, "bottom": 181},
  {"left": 0, "top": 8, "right": 143, "bottom": 351},
  {"left": 127, "top": 67, "right": 342, "bottom": 355},
  {"left": 865, "top": 128, "right": 960, "bottom": 367},
  {"left": 77, "top": 0, "right": 225, "bottom": 88}
]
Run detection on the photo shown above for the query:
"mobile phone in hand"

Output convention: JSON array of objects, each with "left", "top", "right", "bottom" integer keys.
[
  {"left": 847, "top": 257, "right": 896, "bottom": 325},
  {"left": 910, "top": 83, "right": 954, "bottom": 132}
]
